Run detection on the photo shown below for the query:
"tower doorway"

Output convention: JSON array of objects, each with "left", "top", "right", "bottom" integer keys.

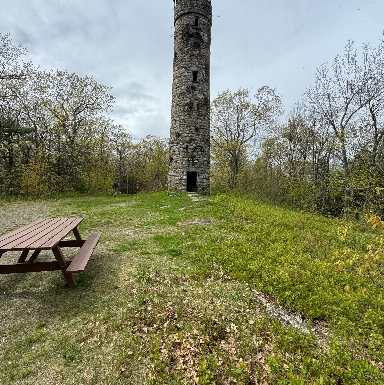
[{"left": 187, "top": 172, "right": 197, "bottom": 192}]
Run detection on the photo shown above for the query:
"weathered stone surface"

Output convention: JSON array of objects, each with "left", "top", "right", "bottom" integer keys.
[{"left": 168, "top": 0, "right": 212, "bottom": 195}]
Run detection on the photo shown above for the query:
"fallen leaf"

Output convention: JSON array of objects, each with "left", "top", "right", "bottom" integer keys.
[{"left": 119, "top": 367, "right": 126, "bottom": 375}]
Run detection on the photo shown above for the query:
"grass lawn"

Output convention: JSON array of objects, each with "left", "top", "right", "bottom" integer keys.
[{"left": 0, "top": 192, "right": 383, "bottom": 384}]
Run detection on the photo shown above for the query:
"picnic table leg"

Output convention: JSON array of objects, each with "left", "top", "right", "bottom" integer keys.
[
  {"left": 52, "top": 246, "right": 76, "bottom": 287},
  {"left": 18, "top": 250, "right": 30, "bottom": 263},
  {"left": 27, "top": 250, "right": 41, "bottom": 264},
  {"left": 72, "top": 227, "right": 82, "bottom": 241}
]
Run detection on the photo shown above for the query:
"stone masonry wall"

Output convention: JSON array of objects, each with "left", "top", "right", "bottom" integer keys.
[{"left": 168, "top": 0, "right": 212, "bottom": 195}]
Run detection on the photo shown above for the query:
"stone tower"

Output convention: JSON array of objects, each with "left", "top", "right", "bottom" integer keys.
[{"left": 168, "top": 0, "right": 212, "bottom": 195}]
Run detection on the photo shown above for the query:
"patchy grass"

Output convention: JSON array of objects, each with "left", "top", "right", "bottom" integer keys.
[{"left": 0, "top": 192, "right": 383, "bottom": 384}]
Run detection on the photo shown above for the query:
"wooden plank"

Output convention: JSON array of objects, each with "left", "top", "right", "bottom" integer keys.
[
  {"left": 0, "top": 218, "right": 47, "bottom": 243},
  {"left": 0, "top": 261, "right": 67, "bottom": 274},
  {"left": 38, "top": 218, "right": 84, "bottom": 249},
  {"left": 1, "top": 218, "right": 67, "bottom": 250},
  {"left": 0, "top": 219, "right": 53, "bottom": 249},
  {"left": 1, "top": 218, "right": 84, "bottom": 251},
  {"left": 66, "top": 232, "right": 101, "bottom": 273},
  {"left": 21, "top": 218, "right": 75, "bottom": 249}
]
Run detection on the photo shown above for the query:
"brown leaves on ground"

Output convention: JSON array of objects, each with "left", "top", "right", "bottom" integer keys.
[{"left": 121, "top": 267, "right": 276, "bottom": 384}]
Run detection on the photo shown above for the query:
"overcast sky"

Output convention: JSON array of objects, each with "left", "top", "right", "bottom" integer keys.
[{"left": 1, "top": 0, "right": 384, "bottom": 140}]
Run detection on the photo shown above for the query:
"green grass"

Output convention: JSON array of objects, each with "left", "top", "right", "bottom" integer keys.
[{"left": 0, "top": 192, "right": 383, "bottom": 384}]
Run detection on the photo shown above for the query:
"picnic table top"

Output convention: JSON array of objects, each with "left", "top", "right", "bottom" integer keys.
[{"left": 0, "top": 217, "right": 83, "bottom": 252}]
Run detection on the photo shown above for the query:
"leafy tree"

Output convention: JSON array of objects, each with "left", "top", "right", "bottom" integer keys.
[
  {"left": 79, "top": 118, "right": 118, "bottom": 194},
  {"left": 34, "top": 70, "right": 115, "bottom": 189},
  {"left": 211, "top": 87, "right": 282, "bottom": 190},
  {"left": 129, "top": 136, "right": 168, "bottom": 193},
  {"left": 0, "top": 115, "right": 32, "bottom": 194},
  {"left": 110, "top": 125, "right": 134, "bottom": 193},
  {"left": 21, "top": 151, "right": 57, "bottom": 195},
  {"left": 248, "top": 136, "right": 290, "bottom": 204},
  {"left": 3, "top": 66, "right": 117, "bottom": 193}
]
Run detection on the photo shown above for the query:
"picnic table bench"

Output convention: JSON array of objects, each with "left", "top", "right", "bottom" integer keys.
[{"left": 0, "top": 218, "right": 101, "bottom": 287}]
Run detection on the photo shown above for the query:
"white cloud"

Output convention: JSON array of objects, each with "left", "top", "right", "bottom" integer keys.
[{"left": 1, "top": 0, "right": 383, "bottom": 137}]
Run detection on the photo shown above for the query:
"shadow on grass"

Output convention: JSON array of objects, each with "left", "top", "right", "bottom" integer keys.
[{"left": 0, "top": 249, "right": 125, "bottom": 321}]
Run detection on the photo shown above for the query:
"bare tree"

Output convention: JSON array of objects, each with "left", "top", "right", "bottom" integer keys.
[{"left": 305, "top": 41, "right": 383, "bottom": 211}]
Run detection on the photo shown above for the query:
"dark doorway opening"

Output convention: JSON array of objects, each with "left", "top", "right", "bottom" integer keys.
[{"left": 187, "top": 172, "right": 197, "bottom": 192}]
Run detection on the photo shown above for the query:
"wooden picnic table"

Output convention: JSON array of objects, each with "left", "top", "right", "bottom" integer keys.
[{"left": 0, "top": 218, "right": 101, "bottom": 287}]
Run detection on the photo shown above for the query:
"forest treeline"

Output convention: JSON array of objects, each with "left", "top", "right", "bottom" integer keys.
[
  {"left": 0, "top": 33, "right": 168, "bottom": 196},
  {"left": 1, "top": 33, "right": 384, "bottom": 217},
  {"left": 211, "top": 40, "right": 384, "bottom": 218}
]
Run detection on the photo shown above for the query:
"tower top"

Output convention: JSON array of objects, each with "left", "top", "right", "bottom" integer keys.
[{"left": 174, "top": 0, "right": 212, "bottom": 25}]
